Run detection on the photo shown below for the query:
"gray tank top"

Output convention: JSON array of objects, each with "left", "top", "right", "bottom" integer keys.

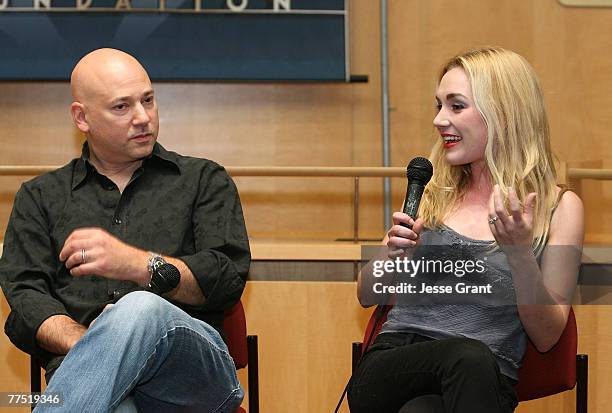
[{"left": 381, "top": 225, "right": 527, "bottom": 380}]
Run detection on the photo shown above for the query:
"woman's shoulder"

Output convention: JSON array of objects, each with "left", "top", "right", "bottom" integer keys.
[
  {"left": 548, "top": 186, "right": 584, "bottom": 244},
  {"left": 553, "top": 186, "right": 583, "bottom": 215}
]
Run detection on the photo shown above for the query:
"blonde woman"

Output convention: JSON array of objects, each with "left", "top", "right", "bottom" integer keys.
[{"left": 348, "top": 47, "right": 584, "bottom": 413}]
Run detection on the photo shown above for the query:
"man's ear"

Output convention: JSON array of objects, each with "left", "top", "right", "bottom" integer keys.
[{"left": 70, "top": 102, "right": 89, "bottom": 133}]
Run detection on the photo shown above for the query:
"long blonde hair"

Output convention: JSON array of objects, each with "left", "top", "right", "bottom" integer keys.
[{"left": 419, "top": 46, "right": 558, "bottom": 255}]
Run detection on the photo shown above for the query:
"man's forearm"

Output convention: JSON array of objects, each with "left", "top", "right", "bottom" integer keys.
[
  {"left": 164, "top": 257, "right": 205, "bottom": 306},
  {"left": 35, "top": 315, "right": 87, "bottom": 355}
]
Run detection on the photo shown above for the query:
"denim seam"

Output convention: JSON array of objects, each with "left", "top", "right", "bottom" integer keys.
[
  {"left": 173, "top": 322, "right": 233, "bottom": 357},
  {"left": 210, "top": 387, "right": 243, "bottom": 413},
  {"left": 173, "top": 325, "right": 242, "bottom": 413},
  {"left": 110, "top": 324, "right": 236, "bottom": 410}
]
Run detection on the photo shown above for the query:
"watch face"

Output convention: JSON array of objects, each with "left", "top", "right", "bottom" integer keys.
[
  {"left": 151, "top": 256, "right": 166, "bottom": 272},
  {"left": 150, "top": 263, "right": 181, "bottom": 295}
]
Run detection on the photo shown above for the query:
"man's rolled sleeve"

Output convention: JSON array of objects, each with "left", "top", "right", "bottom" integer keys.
[
  {"left": 0, "top": 184, "right": 69, "bottom": 357},
  {"left": 180, "top": 163, "right": 250, "bottom": 312},
  {"left": 5, "top": 291, "right": 69, "bottom": 357}
]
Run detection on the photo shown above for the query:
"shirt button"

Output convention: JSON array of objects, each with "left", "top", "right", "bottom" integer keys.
[{"left": 114, "top": 218, "right": 122, "bottom": 225}]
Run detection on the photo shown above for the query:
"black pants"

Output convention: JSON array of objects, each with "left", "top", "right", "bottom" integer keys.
[{"left": 347, "top": 332, "right": 518, "bottom": 413}]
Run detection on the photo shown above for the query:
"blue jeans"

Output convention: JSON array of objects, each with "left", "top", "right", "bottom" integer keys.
[{"left": 34, "top": 291, "right": 244, "bottom": 413}]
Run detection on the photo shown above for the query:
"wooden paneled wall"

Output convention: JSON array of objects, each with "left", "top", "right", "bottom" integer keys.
[
  {"left": 1, "top": 1, "right": 612, "bottom": 243},
  {"left": 1, "top": 0, "right": 612, "bottom": 412}
]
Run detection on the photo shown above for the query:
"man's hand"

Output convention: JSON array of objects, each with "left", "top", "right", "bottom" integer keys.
[{"left": 59, "top": 227, "right": 149, "bottom": 285}]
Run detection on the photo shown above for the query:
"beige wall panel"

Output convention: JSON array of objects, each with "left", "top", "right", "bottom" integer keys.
[
  {"left": 516, "top": 393, "right": 574, "bottom": 413},
  {"left": 154, "top": 82, "right": 360, "bottom": 239},
  {"left": 348, "top": 0, "right": 385, "bottom": 240},
  {"left": 237, "top": 281, "right": 373, "bottom": 413},
  {"left": 0, "top": 83, "right": 78, "bottom": 165}
]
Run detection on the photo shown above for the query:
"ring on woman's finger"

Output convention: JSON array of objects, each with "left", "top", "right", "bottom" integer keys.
[
  {"left": 81, "top": 248, "right": 86, "bottom": 263},
  {"left": 488, "top": 216, "right": 499, "bottom": 225}
]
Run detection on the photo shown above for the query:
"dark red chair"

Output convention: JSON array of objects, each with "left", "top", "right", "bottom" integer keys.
[
  {"left": 352, "top": 305, "right": 588, "bottom": 412},
  {"left": 224, "top": 300, "right": 259, "bottom": 413},
  {"left": 31, "top": 300, "right": 259, "bottom": 413}
]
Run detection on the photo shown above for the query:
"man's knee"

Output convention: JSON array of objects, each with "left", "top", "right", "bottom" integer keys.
[
  {"left": 107, "top": 292, "right": 222, "bottom": 347},
  {"left": 108, "top": 291, "right": 181, "bottom": 330},
  {"left": 117, "top": 290, "right": 168, "bottom": 312}
]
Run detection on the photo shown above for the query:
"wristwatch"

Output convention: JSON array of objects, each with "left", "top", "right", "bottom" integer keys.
[{"left": 147, "top": 253, "right": 181, "bottom": 295}]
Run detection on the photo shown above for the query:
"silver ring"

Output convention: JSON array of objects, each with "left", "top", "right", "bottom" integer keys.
[
  {"left": 81, "top": 248, "right": 86, "bottom": 263},
  {"left": 488, "top": 216, "right": 499, "bottom": 225}
]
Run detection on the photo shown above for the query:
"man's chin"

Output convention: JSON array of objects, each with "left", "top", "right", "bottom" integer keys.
[{"left": 130, "top": 140, "right": 156, "bottom": 159}]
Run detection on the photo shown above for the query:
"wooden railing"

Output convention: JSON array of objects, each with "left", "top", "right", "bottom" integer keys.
[
  {"left": 1, "top": 164, "right": 611, "bottom": 179},
  {"left": 1, "top": 163, "right": 611, "bottom": 242}
]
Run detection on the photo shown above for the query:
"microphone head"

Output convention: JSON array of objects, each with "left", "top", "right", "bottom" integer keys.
[{"left": 406, "top": 157, "right": 433, "bottom": 185}]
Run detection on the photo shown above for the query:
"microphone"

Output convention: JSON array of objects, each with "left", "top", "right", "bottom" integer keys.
[
  {"left": 401, "top": 157, "right": 433, "bottom": 228},
  {"left": 332, "top": 156, "right": 433, "bottom": 413}
]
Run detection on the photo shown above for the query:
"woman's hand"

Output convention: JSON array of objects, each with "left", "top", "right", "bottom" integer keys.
[
  {"left": 488, "top": 184, "right": 537, "bottom": 250},
  {"left": 386, "top": 212, "right": 425, "bottom": 258}
]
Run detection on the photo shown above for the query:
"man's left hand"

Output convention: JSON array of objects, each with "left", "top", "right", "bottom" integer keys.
[{"left": 59, "top": 227, "right": 149, "bottom": 284}]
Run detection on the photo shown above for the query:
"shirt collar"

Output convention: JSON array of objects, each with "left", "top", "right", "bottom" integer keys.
[
  {"left": 149, "top": 142, "right": 182, "bottom": 173},
  {"left": 71, "top": 141, "right": 181, "bottom": 190}
]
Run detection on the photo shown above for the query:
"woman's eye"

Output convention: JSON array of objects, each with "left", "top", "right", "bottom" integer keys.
[
  {"left": 435, "top": 103, "right": 442, "bottom": 111},
  {"left": 113, "top": 104, "right": 127, "bottom": 110},
  {"left": 451, "top": 103, "right": 465, "bottom": 111}
]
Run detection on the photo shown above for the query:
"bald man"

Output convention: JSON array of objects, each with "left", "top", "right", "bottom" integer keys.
[{"left": 0, "top": 49, "right": 250, "bottom": 412}]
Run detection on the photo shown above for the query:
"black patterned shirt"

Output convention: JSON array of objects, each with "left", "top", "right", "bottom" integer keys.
[{"left": 0, "top": 142, "right": 250, "bottom": 373}]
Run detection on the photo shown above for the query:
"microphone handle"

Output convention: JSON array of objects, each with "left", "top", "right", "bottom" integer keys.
[{"left": 401, "top": 182, "right": 425, "bottom": 228}]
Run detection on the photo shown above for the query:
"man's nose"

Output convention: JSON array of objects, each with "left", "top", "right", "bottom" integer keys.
[{"left": 132, "top": 103, "right": 151, "bottom": 125}]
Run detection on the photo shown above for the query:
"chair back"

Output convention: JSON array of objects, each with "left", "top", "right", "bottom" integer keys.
[
  {"left": 361, "top": 305, "right": 391, "bottom": 354},
  {"left": 223, "top": 300, "right": 249, "bottom": 369},
  {"left": 515, "top": 307, "right": 578, "bottom": 401}
]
